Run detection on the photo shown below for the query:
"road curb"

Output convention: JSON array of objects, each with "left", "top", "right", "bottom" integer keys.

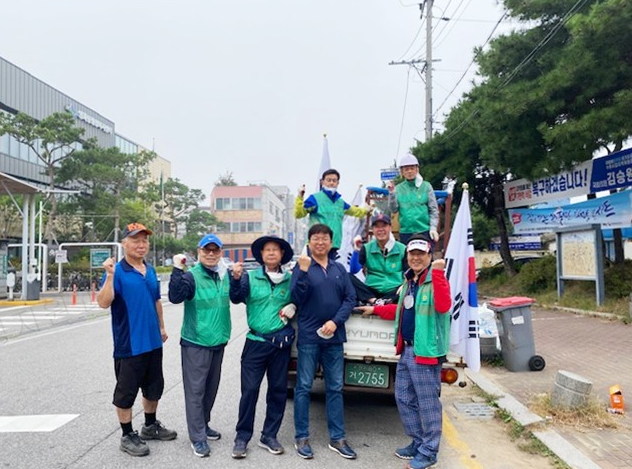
[{"left": 465, "top": 368, "right": 600, "bottom": 469}]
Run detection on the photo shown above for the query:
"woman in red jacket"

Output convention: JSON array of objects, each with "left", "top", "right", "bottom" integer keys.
[{"left": 357, "top": 236, "right": 451, "bottom": 469}]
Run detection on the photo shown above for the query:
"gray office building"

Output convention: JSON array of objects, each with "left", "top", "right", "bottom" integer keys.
[{"left": 0, "top": 55, "right": 116, "bottom": 187}]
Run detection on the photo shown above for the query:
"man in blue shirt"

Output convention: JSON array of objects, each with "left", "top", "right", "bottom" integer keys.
[
  {"left": 97, "top": 222, "right": 177, "bottom": 457},
  {"left": 291, "top": 223, "right": 357, "bottom": 460}
]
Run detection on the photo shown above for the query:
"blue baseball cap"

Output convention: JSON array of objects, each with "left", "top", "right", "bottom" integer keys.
[{"left": 198, "top": 234, "right": 223, "bottom": 249}]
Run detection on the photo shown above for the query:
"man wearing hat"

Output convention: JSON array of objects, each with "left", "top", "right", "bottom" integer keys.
[
  {"left": 356, "top": 235, "right": 452, "bottom": 469},
  {"left": 349, "top": 212, "right": 406, "bottom": 305},
  {"left": 98, "top": 222, "right": 177, "bottom": 457},
  {"left": 229, "top": 235, "right": 295, "bottom": 459},
  {"left": 388, "top": 153, "right": 439, "bottom": 245},
  {"left": 169, "top": 234, "right": 231, "bottom": 458}
]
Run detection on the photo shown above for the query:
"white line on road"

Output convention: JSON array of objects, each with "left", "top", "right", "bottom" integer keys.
[{"left": 0, "top": 414, "right": 80, "bottom": 432}]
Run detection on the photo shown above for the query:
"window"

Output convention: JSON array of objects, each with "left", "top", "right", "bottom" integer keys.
[{"left": 215, "top": 198, "right": 231, "bottom": 210}]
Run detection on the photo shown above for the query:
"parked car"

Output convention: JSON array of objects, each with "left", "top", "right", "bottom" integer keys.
[{"left": 242, "top": 257, "right": 259, "bottom": 271}]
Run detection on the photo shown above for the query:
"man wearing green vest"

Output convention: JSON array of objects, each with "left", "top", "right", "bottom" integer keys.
[
  {"left": 295, "top": 168, "right": 369, "bottom": 255},
  {"left": 229, "top": 235, "right": 295, "bottom": 459},
  {"left": 168, "top": 234, "right": 231, "bottom": 458},
  {"left": 348, "top": 213, "right": 406, "bottom": 305},
  {"left": 388, "top": 153, "right": 439, "bottom": 245}
]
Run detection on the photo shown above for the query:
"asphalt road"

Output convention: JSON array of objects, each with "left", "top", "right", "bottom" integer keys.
[{"left": 0, "top": 299, "right": 556, "bottom": 469}]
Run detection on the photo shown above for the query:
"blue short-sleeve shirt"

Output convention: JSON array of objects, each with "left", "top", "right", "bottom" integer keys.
[{"left": 106, "top": 259, "right": 162, "bottom": 358}]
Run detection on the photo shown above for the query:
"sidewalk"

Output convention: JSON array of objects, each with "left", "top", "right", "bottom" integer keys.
[{"left": 468, "top": 306, "right": 632, "bottom": 469}]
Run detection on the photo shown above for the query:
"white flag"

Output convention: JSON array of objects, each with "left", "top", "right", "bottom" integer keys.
[
  {"left": 337, "top": 185, "right": 366, "bottom": 276},
  {"left": 444, "top": 187, "right": 480, "bottom": 372},
  {"left": 316, "top": 134, "right": 332, "bottom": 191}
]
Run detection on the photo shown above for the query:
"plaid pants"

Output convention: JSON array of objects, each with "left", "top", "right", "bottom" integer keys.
[{"left": 395, "top": 345, "right": 442, "bottom": 459}]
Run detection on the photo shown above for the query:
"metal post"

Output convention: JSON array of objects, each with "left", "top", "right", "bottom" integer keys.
[
  {"left": 21, "top": 194, "right": 30, "bottom": 300},
  {"left": 425, "top": 0, "right": 434, "bottom": 141}
]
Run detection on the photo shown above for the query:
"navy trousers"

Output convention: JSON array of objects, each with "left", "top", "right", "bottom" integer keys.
[{"left": 235, "top": 338, "right": 291, "bottom": 443}]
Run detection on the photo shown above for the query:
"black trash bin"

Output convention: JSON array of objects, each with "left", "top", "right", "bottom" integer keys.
[{"left": 488, "top": 296, "right": 545, "bottom": 372}]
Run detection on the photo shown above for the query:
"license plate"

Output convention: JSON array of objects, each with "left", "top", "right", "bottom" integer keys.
[{"left": 344, "top": 363, "right": 389, "bottom": 389}]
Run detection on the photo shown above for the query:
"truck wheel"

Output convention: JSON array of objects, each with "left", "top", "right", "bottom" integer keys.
[{"left": 528, "top": 355, "right": 545, "bottom": 371}]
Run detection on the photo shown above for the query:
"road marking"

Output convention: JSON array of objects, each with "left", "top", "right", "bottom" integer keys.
[
  {"left": 1, "top": 317, "right": 109, "bottom": 346},
  {"left": 443, "top": 411, "right": 485, "bottom": 469},
  {"left": 0, "top": 414, "right": 79, "bottom": 432}
]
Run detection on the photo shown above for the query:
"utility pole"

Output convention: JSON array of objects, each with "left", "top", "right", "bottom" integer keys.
[
  {"left": 425, "top": 0, "right": 434, "bottom": 141},
  {"left": 389, "top": 1, "right": 438, "bottom": 142}
]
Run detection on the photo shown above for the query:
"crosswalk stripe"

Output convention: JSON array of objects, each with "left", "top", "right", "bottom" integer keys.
[{"left": 0, "top": 414, "right": 80, "bottom": 432}]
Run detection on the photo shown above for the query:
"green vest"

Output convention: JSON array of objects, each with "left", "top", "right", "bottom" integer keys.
[
  {"left": 393, "top": 268, "right": 451, "bottom": 358},
  {"left": 182, "top": 263, "right": 231, "bottom": 347},
  {"left": 310, "top": 191, "right": 345, "bottom": 248},
  {"left": 396, "top": 180, "right": 432, "bottom": 234},
  {"left": 245, "top": 268, "right": 292, "bottom": 342},
  {"left": 364, "top": 239, "right": 406, "bottom": 293}
]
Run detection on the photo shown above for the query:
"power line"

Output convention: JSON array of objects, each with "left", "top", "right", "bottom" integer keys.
[
  {"left": 433, "top": 12, "right": 507, "bottom": 118},
  {"left": 395, "top": 67, "right": 413, "bottom": 160}
]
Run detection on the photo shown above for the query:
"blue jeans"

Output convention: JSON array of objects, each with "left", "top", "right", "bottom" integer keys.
[{"left": 294, "top": 343, "right": 345, "bottom": 441}]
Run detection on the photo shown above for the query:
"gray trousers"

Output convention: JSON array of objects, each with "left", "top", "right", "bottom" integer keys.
[{"left": 181, "top": 345, "right": 225, "bottom": 443}]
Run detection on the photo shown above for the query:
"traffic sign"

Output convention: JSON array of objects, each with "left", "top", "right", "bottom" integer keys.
[
  {"left": 90, "top": 249, "right": 111, "bottom": 268},
  {"left": 55, "top": 249, "right": 68, "bottom": 264},
  {"left": 380, "top": 168, "right": 399, "bottom": 181}
]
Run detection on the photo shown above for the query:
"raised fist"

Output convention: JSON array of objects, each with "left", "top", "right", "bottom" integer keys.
[
  {"left": 232, "top": 262, "right": 244, "bottom": 279},
  {"left": 173, "top": 254, "right": 187, "bottom": 270},
  {"left": 431, "top": 259, "right": 445, "bottom": 271}
]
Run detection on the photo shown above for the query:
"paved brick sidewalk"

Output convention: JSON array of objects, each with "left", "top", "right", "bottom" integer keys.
[{"left": 481, "top": 306, "right": 632, "bottom": 469}]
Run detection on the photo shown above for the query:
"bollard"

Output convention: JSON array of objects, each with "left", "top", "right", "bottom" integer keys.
[
  {"left": 551, "top": 370, "right": 593, "bottom": 408},
  {"left": 71, "top": 284, "right": 77, "bottom": 306}
]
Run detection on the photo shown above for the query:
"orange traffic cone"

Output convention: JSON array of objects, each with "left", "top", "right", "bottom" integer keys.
[{"left": 72, "top": 284, "right": 77, "bottom": 306}]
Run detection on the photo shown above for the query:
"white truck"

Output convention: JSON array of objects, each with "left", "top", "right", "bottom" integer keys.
[
  {"left": 287, "top": 186, "right": 466, "bottom": 394},
  {"left": 287, "top": 311, "right": 465, "bottom": 394}
]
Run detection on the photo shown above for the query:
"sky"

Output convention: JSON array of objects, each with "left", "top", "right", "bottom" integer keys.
[{"left": 0, "top": 0, "right": 518, "bottom": 201}]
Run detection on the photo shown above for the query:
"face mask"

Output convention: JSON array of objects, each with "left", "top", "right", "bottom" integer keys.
[
  {"left": 323, "top": 186, "right": 337, "bottom": 195},
  {"left": 267, "top": 271, "right": 285, "bottom": 284}
]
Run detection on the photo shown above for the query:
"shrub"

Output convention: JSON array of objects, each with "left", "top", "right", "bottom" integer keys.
[
  {"left": 604, "top": 259, "right": 632, "bottom": 299},
  {"left": 517, "top": 256, "right": 557, "bottom": 293}
]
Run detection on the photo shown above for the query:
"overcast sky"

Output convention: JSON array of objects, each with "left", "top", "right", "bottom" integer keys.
[{"left": 1, "top": 0, "right": 517, "bottom": 201}]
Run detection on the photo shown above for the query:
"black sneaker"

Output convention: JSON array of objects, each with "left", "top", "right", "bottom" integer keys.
[
  {"left": 232, "top": 439, "right": 248, "bottom": 459},
  {"left": 206, "top": 426, "right": 221, "bottom": 441},
  {"left": 140, "top": 420, "right": 177, "bottom": 441},
  {"left": 191, "top": 440, "right": 211, "bottom": 458},
  {"left": 294, "top": 438, "right": 314, "bottom": 459},
  {"left": 120, "top": 431, "right": 149, "bottom": 457},
  {"left": 328, "top": 439, "right": 357, "bottom": 459},
  {"left": 258, "top": 435, "right": 284, "bottom": 455}
]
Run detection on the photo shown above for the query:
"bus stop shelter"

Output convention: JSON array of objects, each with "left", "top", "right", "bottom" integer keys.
[{"left": 0, "top": 171, "right": 45, "bottom": 300}]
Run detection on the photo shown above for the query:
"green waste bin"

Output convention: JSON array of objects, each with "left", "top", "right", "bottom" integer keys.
[{"left": 488, "top": 297, "right": 545, "bottom": 372}]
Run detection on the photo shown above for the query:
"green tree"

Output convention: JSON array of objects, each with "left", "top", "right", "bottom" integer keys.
[
  {"left": 417, "top": 0, "right": 632, "bottom": 271},
  {"left": 0, "top": 111, "right": 86, "bottom": 245},
  {"left": 0, "top": 195, "right": 22, "bottom": 239},
  {"left": 56, "top": 146, "right": 154, "bottom": 241},
  {"left": 215, "top": 171, "right": 237, "bottom": 186}
]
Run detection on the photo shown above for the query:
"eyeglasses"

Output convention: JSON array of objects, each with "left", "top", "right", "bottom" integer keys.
[
  {"left": 200, "top": 246, "right": 221, "bottom": 254},
  {"left": 310, "top": 236, "right": 331, "bottom": 243}
]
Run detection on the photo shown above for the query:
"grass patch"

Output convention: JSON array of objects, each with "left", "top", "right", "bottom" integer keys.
[
  {"left": 478, "top": 264, "right": 631, "bottom": 320},
  {"left": 529, "top": 393, "right": 620, "bottom": 430}
]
